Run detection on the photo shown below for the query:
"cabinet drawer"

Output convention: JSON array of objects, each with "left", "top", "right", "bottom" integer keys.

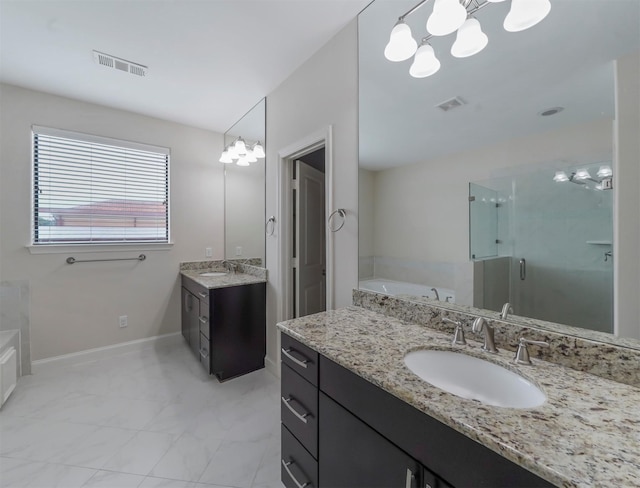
[
  {"left": 199, "top": 312, "right": 210, "bottom": 339},
  {"left": 199, "top": 332, "right": 210, "bottom": 373},
  {"left": 281, "top": 333, "right": 318, "bottom": 386},
  {"left": 182, "top": 276, "right": 210, "bottom": 302},
  {"left": 281, "top": 363, "right": 318, "bottom": 458},
  {"left": 282, "top": 424, "right": 318, "bottom": 488}
]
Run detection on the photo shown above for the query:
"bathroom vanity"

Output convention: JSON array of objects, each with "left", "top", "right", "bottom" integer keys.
[
  {"left": 180, "top": 262, "right": 266, "bottom": 381},
  {"left": 277, "top": 305, "right": 640, "bottom": 488}
]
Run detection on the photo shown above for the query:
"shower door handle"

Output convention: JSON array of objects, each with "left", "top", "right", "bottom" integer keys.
[{"left": 519, "top": 258, "right": 526, "bottom": 281}]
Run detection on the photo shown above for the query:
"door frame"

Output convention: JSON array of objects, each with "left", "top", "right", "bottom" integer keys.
[{"left": 276, "top": 126, "right": 334, "bottom": 325}]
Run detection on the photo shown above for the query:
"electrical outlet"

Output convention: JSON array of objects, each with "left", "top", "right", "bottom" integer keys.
[
  {"left": 235, "top": 246, "right": 242, "bottom": 256},
  {"left": 119, "top": 315, "right": 128, "bottom": 328},
  {"left": 205, "top": 247, "right": 212, "bottom": 257}
]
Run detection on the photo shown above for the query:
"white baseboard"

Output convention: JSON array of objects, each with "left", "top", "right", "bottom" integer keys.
[
  {"left": 265, "top": 355, "right": 280, "bottom": 378},
  {"left": 31, "top": 332, "right": 182, "bottom": 374}
]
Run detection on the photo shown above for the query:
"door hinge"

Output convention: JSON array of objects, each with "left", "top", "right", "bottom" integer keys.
[
  {"left": 468, "top": 196, "right": 476, "bottom": 202},
  {"left": 291, "top": 179, "right": 299, "bottom": 191},
  {"left": 291, "top": 257, "right": 298, "bottom": 269}
]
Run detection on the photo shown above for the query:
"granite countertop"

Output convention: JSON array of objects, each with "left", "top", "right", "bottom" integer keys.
[
  {"left": 180, "top": 269, "right": 266, "bottom": 289},
  {"left": 277, "top": 306, "right": 640, "bottom": 488}
]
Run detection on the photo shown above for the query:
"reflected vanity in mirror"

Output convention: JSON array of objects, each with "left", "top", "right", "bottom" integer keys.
[
  {"left": 223, "top": 98, "right": 266, "bottom": 265},
  {"left": 357, "top": 0, "right": 640, "bottom": 343}
]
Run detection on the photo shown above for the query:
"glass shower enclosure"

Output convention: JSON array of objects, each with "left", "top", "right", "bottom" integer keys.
[{"left": 469, "top": 162, "right": 613, "bottom": 333}]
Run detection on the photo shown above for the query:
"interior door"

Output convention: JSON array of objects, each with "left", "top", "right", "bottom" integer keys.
[{"left": 295, "top": 160, "right": 325, "bottom": 317}]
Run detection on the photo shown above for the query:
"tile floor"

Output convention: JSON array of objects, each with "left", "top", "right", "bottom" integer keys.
[{"left": 0, "top": 341, "right": 283, "bottom": 488}]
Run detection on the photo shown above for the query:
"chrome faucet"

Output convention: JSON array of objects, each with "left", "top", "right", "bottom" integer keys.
[
  {"left": 431, "top": 288, "right": 440, "bottom": 301},
  {"left": 222, "top": 260, "right": 237, "bottom": 274},
  {"left": 443, "top": 317, "right": 465, "bottom": 345},
  {"left": 472, "top": 317, "right": 498, "bottom": 353},
  {"left": 500, "top": 303, "right": 514, "bottom": 320},
  {"left": 514, "top": 337, "right": 549, "bottom": 365}
]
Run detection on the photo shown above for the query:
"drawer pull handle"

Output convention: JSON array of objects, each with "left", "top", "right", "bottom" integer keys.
[
  {"left": 405, "top": 468, "right": 414, "bottom": 488},
  {"left": 199, "top": 348, "right": 209, "bottom": 359},
  {"left": 281, "top": 396, "right": 310, "bottom": 424},
  {"left": 281, "top": 348, "right": 309, "bottom": 369},
  {"left": 281, "top": 459, "right": 309, "bottom": 488},
  {"left": 198, "top": 292, "right": 208, "bottom": 299},
  {"left": 199, "top": 316, "right": 208, "bottom": 324}
]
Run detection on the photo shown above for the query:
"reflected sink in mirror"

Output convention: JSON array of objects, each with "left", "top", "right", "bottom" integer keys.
[
  {"left": 404, "top": 350, "right": 546, "bottom": 408},
  {"left": 200, "top": 272, "right": 228, "bottom": 277}
]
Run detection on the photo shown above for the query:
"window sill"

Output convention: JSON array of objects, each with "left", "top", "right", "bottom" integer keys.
[{"left": 27, "top": 242, "right": 174, "bottom": 255}]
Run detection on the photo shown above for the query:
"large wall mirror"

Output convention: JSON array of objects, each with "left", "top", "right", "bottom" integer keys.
[
  {"left": 224, "top": 98, "right": 266, "bottom": 265},
  {"left": 358, "top": 0, "right": 640, "bottom": 342}
]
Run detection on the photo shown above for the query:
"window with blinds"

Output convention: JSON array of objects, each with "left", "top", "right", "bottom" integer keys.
[{"left": 32, "top": 126, "right": 170, "bottom": 245}]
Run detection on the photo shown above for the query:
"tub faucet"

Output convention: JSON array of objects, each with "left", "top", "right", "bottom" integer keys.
[
  {"left": 431, "top": 288, "right": 440, "bottom": 301},
  {"left": 500, "top": 303, "right": 514, "bottom": 320},
  {"left": 472, "top": 317, "right": 498, "bottom": 353}
]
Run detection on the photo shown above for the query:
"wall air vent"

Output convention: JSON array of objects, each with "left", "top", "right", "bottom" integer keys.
[
  {"left": 436, "top": 96, "right": 466, "bottom": 112},
  {"left": 92, "top": 50, "right": 148, "bottom": 77}
]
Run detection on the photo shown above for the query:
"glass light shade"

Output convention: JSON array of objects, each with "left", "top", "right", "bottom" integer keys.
[
  {"left": 384, "top": 21, "right": 418, "bottom": 62},
  {"left": 504, "top": 0, "right": 551, "bottom": 32},
  {"left": 253, "top": 142, "right": 265, "bottom": 158},
  {"left": 227, "top": 144, "right": 239, "bottom": 159},
  {"left": 597, "top": 165, "right": 613, "bottom": 178},
  {"left": 219, "top": 148, "right": 234, "bottom": 164},
  {"left": 451, "top": 18, "right": 488, "bottom": 58},
  {"left": 246, "top": 150, "right": 258, "bottom": 163},
  {"left": 427, "top": 0, "right": 467, "bottom": 36},
  {"left": 409, "top": 43, "right": 441, "bottom": 78},
  {"left": 236, "top": 156, "right": 250, "bottom": 166},
  {"left": 574, "top": 169, "right": 591, "bottom": 181},
  {"left": 234, "top": 137, "right": 247, "bottom": 156},
  {"left": 553, "top": 171, "right": 569, "bottom": 182}
]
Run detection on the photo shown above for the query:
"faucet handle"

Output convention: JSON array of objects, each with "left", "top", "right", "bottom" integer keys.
[
  {"left": 442, "top": 317, "right": 466, "bottom": 345},
  {"left": 515, "top": 337, "right": 549, "bottom": 365}
]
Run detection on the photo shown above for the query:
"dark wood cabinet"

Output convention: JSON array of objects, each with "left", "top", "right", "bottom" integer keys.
[
  {"left": 280, "top": 333, "right": 554, "bottom": 488},
  {"left": 181, "top": 287, "right": 200, "bottom": 358},
  {"left": 320, "top": 391, "right": 423, "bottom": 488},
  {"left": 181, "top": 276, "right": 266, "bottom": 381}
]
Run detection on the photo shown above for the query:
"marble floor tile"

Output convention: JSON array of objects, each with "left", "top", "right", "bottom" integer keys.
[
  {"left": 149, "top": 433, "right": 223, "bottom": 482},
  {"left": 197, "top": 438, "right": 270, "bottom": 488},
  {"left": 0, "top": 342, "right": 281, "bottom": 488},
  {"left": 102, "top": 430, "right": 177, "bottom": 476},
  {"left": 81, "top": 470, "right": 146, "bottom": 487},
  {"left": 47, "top": 426, "right": 137, "bottom": 469},
  {"left": 0, "top": 456, "right": 96, "bottom": 488}
]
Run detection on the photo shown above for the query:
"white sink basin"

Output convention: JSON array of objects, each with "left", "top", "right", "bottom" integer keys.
[
  {"left": 404, "top": 350, "right": 546, "bottom": 408},
  {"left": 200, "top": 272, "right": 228, "bottom": 277}
]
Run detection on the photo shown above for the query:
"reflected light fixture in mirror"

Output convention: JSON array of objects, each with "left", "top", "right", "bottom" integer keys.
[
  {"left": 384, "top": 0, "right": 551, "bottom": 78},
  {"left": 219, "top": 137, "right": 265, "bottom": 166}
]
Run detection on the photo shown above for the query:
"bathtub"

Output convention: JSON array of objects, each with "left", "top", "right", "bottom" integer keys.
[{"left": 359, "top": 279, "right": 455, "bottom": 303}]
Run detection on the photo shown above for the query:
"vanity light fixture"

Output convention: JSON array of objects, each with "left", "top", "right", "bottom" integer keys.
[
  {"left": 252, "top": 142, "right": 265, "bottom": 159},
  {"left": 553, "top": 171, "right": 569, "bottom": 182},
  {"left": 597, "top": 165, "right": 613, "bottom": 178},
  {"left": 219, "top": 137, "right": 266, "bottom": 166},
  {"left": 553, "top": 166, "right": 614, "bottom": 190},
  {"left": 384, "top": 0, "right": 551, "bottom": 79}
]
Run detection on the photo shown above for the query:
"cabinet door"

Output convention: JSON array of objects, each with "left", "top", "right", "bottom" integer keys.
[
  {"left": 319, "top": 392, "right": 422, "bottom": 488},
  {"left": 189, "top": 293, "right": 201, "bottom": 358},
  {"left": 182, "top": 288, "right": 195, "bottom": 344}
]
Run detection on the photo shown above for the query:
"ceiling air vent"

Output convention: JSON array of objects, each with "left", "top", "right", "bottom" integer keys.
[
  {"left": 436, "top": 96, "right": 466, "bottom": 112},
  {"left": 92, "top": 50, "right": 148, "bottom": 77}
]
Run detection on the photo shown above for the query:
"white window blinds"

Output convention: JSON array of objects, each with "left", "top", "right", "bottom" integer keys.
[{"left": 32, "top": 126, "right": 170, "bottom": 245}]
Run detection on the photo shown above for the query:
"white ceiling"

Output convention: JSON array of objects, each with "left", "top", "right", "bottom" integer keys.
[
  {"left": 0, "top": 0, "right": 370, "bottom": 134},
  {"left": 358, "top": 0, "right": 640, "bottom": 170}
]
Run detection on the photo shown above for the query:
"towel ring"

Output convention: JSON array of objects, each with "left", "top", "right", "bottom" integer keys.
[
  {"left": 328, "top": 209, "right": 346, "bottom": 233},
  {"left": 266, "top": 216, "right": 276, "bottom": 236}
]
